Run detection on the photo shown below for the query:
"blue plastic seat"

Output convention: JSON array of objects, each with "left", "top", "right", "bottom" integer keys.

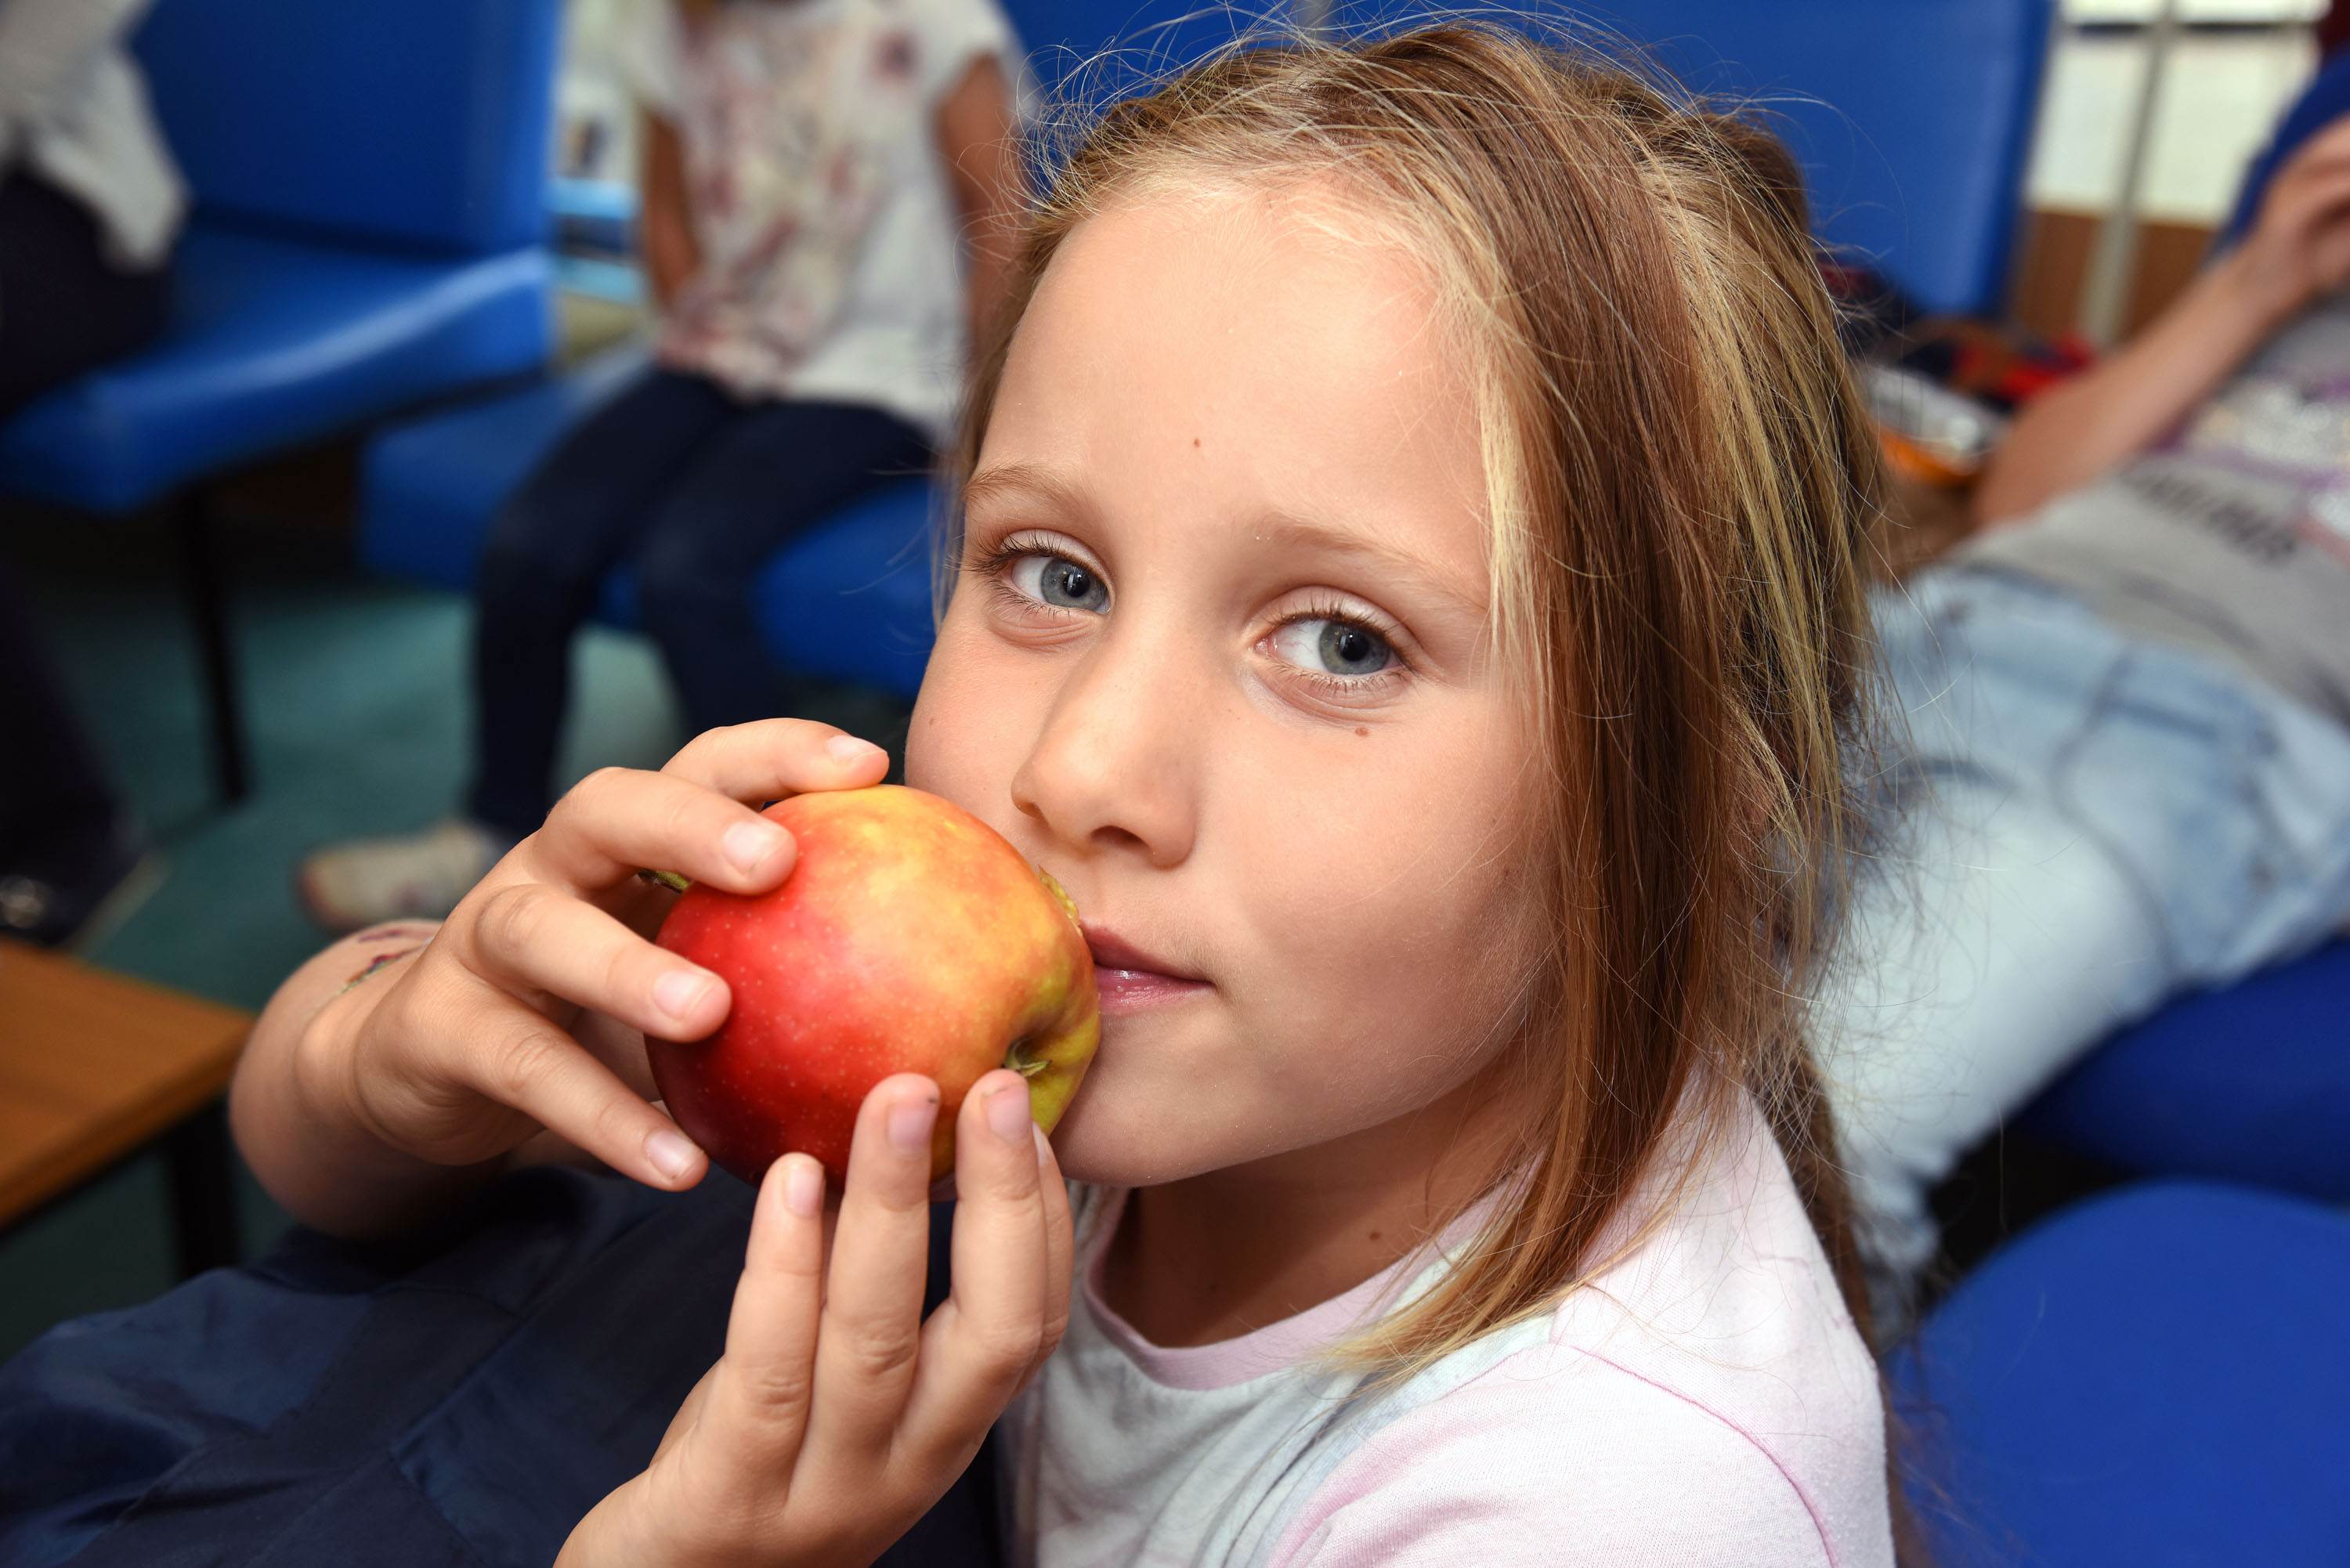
[
  {"left": 1328, "top": 0, "right": 2056, "bottom": 317},
  {"left": 358, "top": 347, "right": 938, "bottom": 701},
  {"left": 0, "top": 0, "right": 564, "bottom": 801},
  {"left": 2019, "top": 939, "right": 2350, "bottom": 1198},
  {"left": 0, "top": 230, "right": 548, "bottom": 516},
  {"left": 1888, "top": 1182, "right": 2350, "bottom": 1566}
]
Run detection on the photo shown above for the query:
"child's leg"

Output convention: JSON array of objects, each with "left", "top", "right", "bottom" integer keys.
[
  {"left": 629, "top": 400, "right": 931, "bottom": 735},
  {"left": 1822, "top": 771, "right": 2169, "bottom": 1292},
  {"left": 467, "top": 370, "right": 737, "bottom": 839},
  {"left": 1826, "top": 568, "right": 2350, "bottom": 1299}
]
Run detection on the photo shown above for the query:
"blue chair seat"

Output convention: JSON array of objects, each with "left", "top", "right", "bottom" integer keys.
[
  {"left": 2019, "top": 939, "right": 2350, "bottom": 1199},
  {"left": 0, "top": 225, "right": 550, "bottom": 516},
  {"left": 359, "top": 347, "right": 937, "bottom": 700},
  {"left": 1889, "top": 1182, "right": 2350, "bottom": 1566}
]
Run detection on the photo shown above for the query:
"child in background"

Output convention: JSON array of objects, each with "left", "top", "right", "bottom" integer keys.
[
  {"left": 298, "top": 0, "right": 1025, "bottom": 932},
  {"left": 1825, "top": 69, "right": 2350, "bottom": 1313},
  {"left": 9, "top": 26, "right": 1904, "bottom": 1566}
]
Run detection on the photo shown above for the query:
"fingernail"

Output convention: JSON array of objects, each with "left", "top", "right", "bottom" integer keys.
[
  {"left": 829, "top": 733, "right": 885, "bottom": 767},
  {"left": 986, "top": 1079, "right": 1033, "bottom": 1143},
  {"left": 653, "top": 967, "right": 715, "bottom": 1022},
  {"left": 888, "top": 1094, "right": 938, "bottom": 1152},
  {"left": 645, "top": 1129, "right": 698, "bottom": 1182},
  {"left": 724, "top": 820, "right": 788, "bottom": 873},
  {"left": 783, "top": 1158, "right": 823, "bottom": 1217}
]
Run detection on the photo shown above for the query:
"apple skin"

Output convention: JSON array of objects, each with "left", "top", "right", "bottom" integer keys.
[{"left": 648, "top": 785, "right": 1099, "bottom": 1185}]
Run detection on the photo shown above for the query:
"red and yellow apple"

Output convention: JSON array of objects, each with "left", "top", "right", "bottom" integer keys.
[{"left": 647, "top": 784, "right": 1098, "bottom": 1184}]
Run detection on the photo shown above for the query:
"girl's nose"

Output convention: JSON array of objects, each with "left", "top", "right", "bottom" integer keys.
[{"left": 1009, "top": 627, "right": 1200, "bottom": 869}]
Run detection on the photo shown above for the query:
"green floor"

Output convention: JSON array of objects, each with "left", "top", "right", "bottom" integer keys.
[{"left": 0, "top": 497, "right": 904, "bottom": 1359}]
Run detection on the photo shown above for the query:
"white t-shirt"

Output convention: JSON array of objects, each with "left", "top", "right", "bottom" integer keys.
[
  {"left": 0, "top": 0, "right": 185, "bottom": 269},
  {"left": 1001, "top": 1093, "right": 1894, "bottom": 1567},
  {"left": 614, "top": 0, "right": 1018, "bottom": 443}
]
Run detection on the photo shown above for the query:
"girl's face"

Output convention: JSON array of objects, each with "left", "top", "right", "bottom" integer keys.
[{"left": 908, "top": 186, "right": 1542, "bottom": 1187}]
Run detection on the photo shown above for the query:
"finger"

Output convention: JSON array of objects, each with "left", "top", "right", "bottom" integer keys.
[
  {"left": 443, "top": 978, "right": 709, "bottom": 1189},
  {"left": 808, "top": 1074, "right": 942, "bottom": 1457},
  {"left": 531, "top": 765, "right": 797, "bottom": 896},
  {"left": 464, "top": 881, "right": 732, "bottom": 1043},
  {"left": 1000, "top": 1125, "right": 1075, "bottom": 1404},
  {"left": 902, "top": 1074, "right": 1051, "bottom": 1447},
  {"left": 697, "top": 1154, "right": 829, "bottom": 1479},
  {"left": 2276, "top": 166, "right": 2350, "bottom": 229},
  {"left": 1035, "top": 1124, "right": 1076, "bottom": 1364},
  {"left": 663, "top": 718, "right": 891, "bottom": 802},
  {"left": 893, "top": 1081, "right": 1053, "bottom": 1457}
]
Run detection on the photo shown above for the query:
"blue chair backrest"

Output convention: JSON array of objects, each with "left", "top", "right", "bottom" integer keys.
[
  {"left": 132, "top": 0, "right": 566, "bottom": 256},
  {"left": 1002, "top": 0, "right": 1278, "bottom": 107},
  {"left": 1320, "top": 0, "right": 2055, "bottom": 318}
]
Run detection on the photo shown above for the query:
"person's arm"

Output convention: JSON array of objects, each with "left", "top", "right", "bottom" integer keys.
[
  {"left": 934, "top": 53, "right": 1025, "bottom": 354},
  {"left": 1972, "top": 249, "right": 2283, "bottom": 528},
  {"left": 638, "top": 107, "right": 700, "bottom": 313},
  {"left": 1976, "top": 114, "right": 2350, "bottom": 529}
]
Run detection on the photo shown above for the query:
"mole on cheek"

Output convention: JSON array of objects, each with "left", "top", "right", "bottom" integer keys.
[
  {"left": 1191, "top": 436, "right": 1201, "bottom": 448},
  {"left": 1354, "top": 727, "right": 1369, "bottom": 738}
]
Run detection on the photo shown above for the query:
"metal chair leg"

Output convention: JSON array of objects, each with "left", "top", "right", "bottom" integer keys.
[{"left": 176, "top": 491, "right": 252, "bottom": 804}]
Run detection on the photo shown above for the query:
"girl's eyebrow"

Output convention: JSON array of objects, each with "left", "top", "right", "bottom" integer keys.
[
  {"left": 1253, "top": 513, "right": 1488, "bottom": 620},
  {"left": 963, "top": 461, "right": 1094, "bottom": 523}
]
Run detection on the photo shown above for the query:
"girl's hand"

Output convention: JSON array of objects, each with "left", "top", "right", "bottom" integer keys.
[
  {"left": 302, "top": 721, "right": 890, "bottom": 1194},
  {"left": 558, "top": 1071, "right": 1075, "bottom": 1568},
  {"left": 2229, "top": 115, "right": 2350, "bottom": 331}
]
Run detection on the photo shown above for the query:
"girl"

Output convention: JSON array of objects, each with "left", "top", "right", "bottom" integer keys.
[
  {"left": 22, "top": 24, "right": 1905, "bottom": 1566},
  {"left": 1825, "top": 70, "right": 2350, "bottom": 1308},
  {"left": 298, "top": 0, "right": 1026, "bottom": 931}
]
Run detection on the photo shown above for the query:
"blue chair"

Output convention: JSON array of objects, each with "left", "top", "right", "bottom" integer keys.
[
  {"left": 1888, "top": 1181, "right": 2350, "bottom": 1566},
  {"left": 2018, "top": 939, "right": 2350, "bottom": 1199},
  {"left": 358, "top": 346, "right": 938, "bottom": 702},
  {"left": 1327, "top": 0, "right": 2056, "bottom": 319},
  {"left": 0, "top": 0, "right": 563, "bottom": 803},
  {"left": 1006, "top": 0, "right": 1279, "bottom": 105}
]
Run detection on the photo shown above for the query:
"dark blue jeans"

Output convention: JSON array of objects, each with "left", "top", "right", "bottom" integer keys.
[
  {"left": 0, "top": 1169, "right": 1001, "bottom": 1567},
  {"left": 468, "top": 370, "right": 931, "bottom": 839}
]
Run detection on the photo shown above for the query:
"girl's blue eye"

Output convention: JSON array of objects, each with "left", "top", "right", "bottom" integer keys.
[
  {"left": 1007, "top": 551, "right": 1108, "bottom": 612},
  {"left": 1269, "top": 616, "right": 1394, "bottom": 677}
]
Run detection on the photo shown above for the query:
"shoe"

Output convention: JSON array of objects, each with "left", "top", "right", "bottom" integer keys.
[
  {"left": 297, "top": 818, "right": 507, "bottom": 933},
  {"left": 0, "top": 819, "right": 162, "bottom": 952}
]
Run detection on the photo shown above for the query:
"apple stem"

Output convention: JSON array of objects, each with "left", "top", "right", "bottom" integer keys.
[
  {"left": 637, "top": 869, "right": 692, "bottom": 894},
  {"left": 1004, "top": 1038, "right": 1050, "bottom": 1078}
]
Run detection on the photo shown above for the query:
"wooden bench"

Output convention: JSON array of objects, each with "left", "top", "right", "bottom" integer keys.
[{"left": 0, "top": 939, "right": 252, "bottom": 1274}]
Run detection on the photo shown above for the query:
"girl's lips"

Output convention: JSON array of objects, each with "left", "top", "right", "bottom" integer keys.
[
  {"left": 1083, "top": 925, "right": 1210, "bottom": 1016},
  {"left": 1092, "top": 966, "right": 1213, "bottom": 1016}
]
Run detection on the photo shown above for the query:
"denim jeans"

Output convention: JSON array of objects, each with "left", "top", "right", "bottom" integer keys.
[
  {"left": 467, "top": 369, "right": 931, "bottom": 840},
  {"left": 0, "top": 1170, "right": 1000, "bottom": 1567},
  {"left": 1822, "top": 565, "right": 2350, "bottom": 1289}
]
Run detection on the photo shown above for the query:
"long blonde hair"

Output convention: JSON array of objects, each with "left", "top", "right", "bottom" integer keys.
[{"left": 947, "top": 9, "right": 1898, "bottom": 1516}]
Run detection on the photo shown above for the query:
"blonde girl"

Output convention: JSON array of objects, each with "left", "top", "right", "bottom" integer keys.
[{"left": 216, "top": 23, "right": 1902, "bottom": 1567}]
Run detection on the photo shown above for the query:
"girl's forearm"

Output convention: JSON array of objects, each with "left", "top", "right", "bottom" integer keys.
[
  {"left": 230, "top": 923, "right": 504, "bottom": 1238},
  {"left": 1973, "top": 248, "right": 2283, "bottom": 528}
]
